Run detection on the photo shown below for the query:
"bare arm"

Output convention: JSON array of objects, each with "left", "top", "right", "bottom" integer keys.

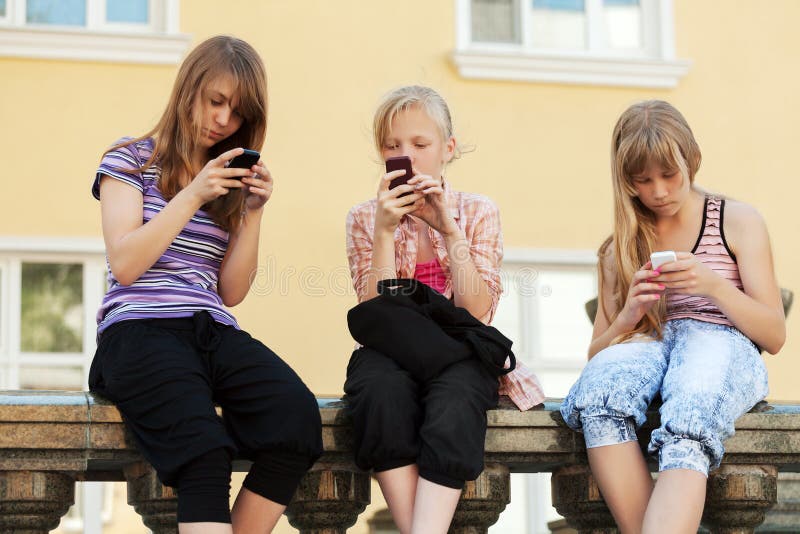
[
  {"left": 588, "top": 250, "right": 663, "bottom": 358},
  {"left": 354, "top": 171, "right": 425, "bottom": 302},
  {"left": 443, "top": 200, "right": 500, "bottom": 323},
  {"left": 716, "top": 203, "right": 785, "bottom": 353},
  {"left": 218, "top": 162, "right": 274, "bottom": 306},
  {"left": 658, "top": 202, "right": 785, "bottom": 354},
  {"left": 101, "top": 177, "right": 205, "bottom": 285},
  {"left": 101, "top": 147, "right": 253, "bottom": 286}
]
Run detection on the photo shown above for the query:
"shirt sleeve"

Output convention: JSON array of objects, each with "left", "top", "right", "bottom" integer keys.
[
  {"left": 92, "top": 137, "right": 145, "bottom": 200},
  {"left": 345, "top": 204, "right": 375, "bottom": 303},
  {"left": 468, "top": 198, "right": 504, "bottom": 324}
]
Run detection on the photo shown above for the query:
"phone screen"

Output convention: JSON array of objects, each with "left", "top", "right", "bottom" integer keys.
[
  {"left": 386, "top": 156, "right": 413, "bottom": 196},
  {"left": 228, "top": 149, "right": 260, "bottom": 172}
]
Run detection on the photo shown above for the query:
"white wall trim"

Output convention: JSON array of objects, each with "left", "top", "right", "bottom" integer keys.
[
  {"left": 503, "top": 248, "right": 598, "bottom": 266},
  {"left": 0, "top": 237, "right": 106, "bottom": 254},
  {"left": 451, "top": 49, "right": 691, "bottom": 89},
  {"left": 0, "top": 26, "right": 190, "bottom": 64}
]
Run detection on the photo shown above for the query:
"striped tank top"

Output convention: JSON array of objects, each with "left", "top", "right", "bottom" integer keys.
[
  {"left": 665, "top": 196, "right": 742, "bottom": 326},
  {"left": 92, "top": 137, "right": 239, "bottom": 335}
]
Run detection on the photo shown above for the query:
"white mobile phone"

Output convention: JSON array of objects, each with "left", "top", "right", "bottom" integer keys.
[{"left": 650, "top": 250, "right": 677, "bottom": 270}]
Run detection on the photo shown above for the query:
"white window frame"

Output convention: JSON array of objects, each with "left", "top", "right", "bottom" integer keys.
[
  {"left": 0, "top": 236, "right": 106, "bottom": 391},
  {"left": 453, "top": 0, "right": 691, "bottom": 88},
  {"left": 0, "top": 0, "right": 189, "bottom": 65},
  {"left": 492, "top": 247, "right": 598, "bottom": 534}
]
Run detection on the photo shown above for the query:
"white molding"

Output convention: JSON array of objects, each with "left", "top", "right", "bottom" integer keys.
[
  {"left": 452, "top": 48, "right": 690, "bottom": 88},
  {"left": 0, "top": 26, "right": 190, "bottom": 64},
  {"left": 457, "top": 0, "right": 690, "bottom": 88},
  {"left": 0, "top": 236, "right": 106, "bottom": 254},
  {"left": 503, "top": 248, "right": 598, "bottom": 266}
]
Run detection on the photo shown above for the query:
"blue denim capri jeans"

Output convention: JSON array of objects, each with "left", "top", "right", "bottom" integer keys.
[{"left": 560, "top": 318, "right": 768, "bottom": 475}]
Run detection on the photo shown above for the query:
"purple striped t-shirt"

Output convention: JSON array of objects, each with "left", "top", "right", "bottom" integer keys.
[{"left": 92, "top": 137, "right": 239, "bottom": 335}]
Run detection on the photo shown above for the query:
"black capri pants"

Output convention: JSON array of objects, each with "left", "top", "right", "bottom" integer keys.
[
  {"left": 89, "top": 312, "right": 323, "bottom": 523},
  {"left": 344, "top": 347, "right": 499, "bottom": 489}
]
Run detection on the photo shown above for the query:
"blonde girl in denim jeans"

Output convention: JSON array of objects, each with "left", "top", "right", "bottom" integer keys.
[{"left": 561, "top": 100, "right": 785, "bottom": 534}]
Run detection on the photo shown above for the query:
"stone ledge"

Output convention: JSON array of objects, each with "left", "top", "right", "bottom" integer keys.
[
  {"left": 1, "top": 392, "right": 800, "bottom": 477},
  {"left": 2, "top": 391, "right": 799, "bottom": 533}
]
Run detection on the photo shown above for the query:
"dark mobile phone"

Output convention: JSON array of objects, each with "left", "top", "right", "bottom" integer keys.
[
  {"left": 386, "top": 156, "right": 413, "bottom": 196},
  {"left": 228, "top": 149, "right": 260, "bottom": 177}
]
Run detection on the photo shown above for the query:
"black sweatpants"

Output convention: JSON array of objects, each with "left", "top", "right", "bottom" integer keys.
[
  {"left": 89, "top": 312, "right": 323, "bottom": 522},
  {"left": 343, "top": 347, "right": 499, "bottom": 489}
]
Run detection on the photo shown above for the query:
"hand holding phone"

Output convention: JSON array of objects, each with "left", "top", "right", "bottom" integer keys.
[
  {"left": 385, "top": 156, "right": 414, "bottom": 197},
  {"left": 227, "top": 149, "right": 260, "bottom": 178},
  {"left": 650, "top": 250, "right": 677, "bottom": 270}
]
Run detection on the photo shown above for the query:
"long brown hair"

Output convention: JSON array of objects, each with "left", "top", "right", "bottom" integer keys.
[
  {"left": 106, "top": 35, "right": 267, "bottom": 233},
  {"left": 600, "top": 100, "right": 702, "bottom": 343}
]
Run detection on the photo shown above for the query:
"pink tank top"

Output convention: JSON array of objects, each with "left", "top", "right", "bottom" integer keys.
[
  {"left": 414, "top": 258, "right": 448, "bottom": 294},
  {"left": 665, "top": 196, "right": 743, "bottom": 326}
]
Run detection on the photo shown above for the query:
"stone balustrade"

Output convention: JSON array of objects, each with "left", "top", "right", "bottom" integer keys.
[{"left": 1, "top": 392, "right": 799, "bottom": 533}]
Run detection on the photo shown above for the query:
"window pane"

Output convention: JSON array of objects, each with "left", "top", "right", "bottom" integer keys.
[
  {"left": 534, "top": 269, "right": 595, "bottom": 364},
  {"left": 495, "top": 270, "right": 524, "bottom": 355},
  {"left": 20, "top": 365, "right": 84, "bottom": 389},
  {"left": 20, "top": 263, "right": 83, "bottom": 353},
  {"left": 26, "top": 0, "right": 86, "bottom": 26},
  {"left": 603, "top": 0, "right": 641, "bottom": 49},
  {"left": 106, "top": 0, "right": 148, "bottom": 24},
  {"left": 0, "top": 0, "right": 6, "bottom": 17},
  {"left": 471, "top": 0, "right": 521, "bottom": 44},
  {"left": 531, "top": 0, "right": 586, "bottom": 49}
]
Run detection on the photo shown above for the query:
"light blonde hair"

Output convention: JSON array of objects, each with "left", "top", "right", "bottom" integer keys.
[
  {"left": 372, "top": 85, "right": 465, "bottom": 159},
  {"left": 105, "top": 35, "right": 268, "bottom": 233},
  {"left": 600, "top": 100, "right": 702, "bottom": 343}
]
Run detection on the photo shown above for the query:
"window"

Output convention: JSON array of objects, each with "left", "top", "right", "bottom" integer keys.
[
  {"left": 0, "top": 237, "right": 106, "bottom": 390},
  {"left": 490, "top": 248, "right": 598, "bottom": 534},
  {"left": 454, "top": 0, "right": 690, "bottom": 88},
  {"left": 493, "top": 248, "right": 596, "bottom": 393},
  {"left": 0, "top": 0, "right": 189, "bottom": 64}
]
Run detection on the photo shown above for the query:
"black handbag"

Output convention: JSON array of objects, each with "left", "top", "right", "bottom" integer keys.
[{"left": 347, "top": 279, "right": 516, "bottom": 382}]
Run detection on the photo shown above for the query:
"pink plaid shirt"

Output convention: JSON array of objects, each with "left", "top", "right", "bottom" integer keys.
[{"left": 345, "top": 182, "right": 544, "bottom": 411}]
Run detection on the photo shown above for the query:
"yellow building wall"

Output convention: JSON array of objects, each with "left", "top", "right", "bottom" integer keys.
[{"left": 3, "top": 1, "right": 799, "bottom": 532}]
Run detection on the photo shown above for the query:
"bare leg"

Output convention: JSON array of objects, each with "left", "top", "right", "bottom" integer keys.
[
  {"left": 375, "top": 464, "right": 419, "bottom": 534},
  {"left": 179, "top": 523, "right": 232, "bottom": 534},
  {"left": 587, "top": 442, "right": 654, "bottom": 534},
  {"left": 642, "top": 469, "right": 706, "bottom": 534},
  {"left": 230, "top": 487, "right": 286, "bottom": 534},
  {"left": 409, "top": 477, "right": 462, "bottom": 534}
]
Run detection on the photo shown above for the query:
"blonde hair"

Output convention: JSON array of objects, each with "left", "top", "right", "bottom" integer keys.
[
  {"left": 601, "top": 100, "right": 702, "bottom": 343},
  {"left": 106, "top": 35, "right": 268, "bottom": 233},
  {"left": 372, "top": 85, "right": 465, "bottom": 159}
]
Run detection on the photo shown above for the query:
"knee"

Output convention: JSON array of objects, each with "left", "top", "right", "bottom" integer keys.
[
  {"left": 562, "top": 348, "right": 662, "bottom": 429},
  {"left": 276, "top": 379, "right": 320, "bottom": 427},
  {"left": 650, "top": 405, "right": 726, "bottom": 474},
  {"left": 354, "top": 371, "right": 417, "bottom": 412},
  {"left": 175, "top": 448, "right": 233, "bottom": 523},
  {"left": 244, "top": 449, "right": 312, "bottom": 506}
]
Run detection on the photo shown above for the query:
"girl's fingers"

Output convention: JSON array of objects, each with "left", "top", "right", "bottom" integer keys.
[
  {"left": 633, "top": 269, "right": 660, "bottom": 283},
  {"left": 220, "top": 178, "right": 244, "bottom": 189},
  {"left": 384, "top": 189, "right": 422, "bottom": 205},
  {"left": 632, "top": 282, "right": 664, "bottom": 294},
  {"left": 216, "top": 147, "right": 245, "bottom": 165}
]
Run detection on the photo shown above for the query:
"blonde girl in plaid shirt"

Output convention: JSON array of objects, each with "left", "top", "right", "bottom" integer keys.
[{"left": 344, "top": 86, "right": 543, "bottom": 534}]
